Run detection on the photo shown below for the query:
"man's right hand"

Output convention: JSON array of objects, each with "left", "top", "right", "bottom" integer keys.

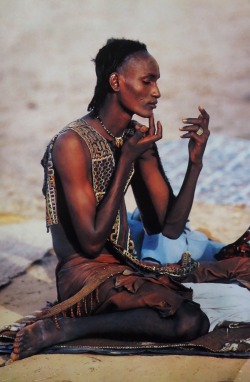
[{"left": 122, "top": 115, "right": 162, "bottom": 163}]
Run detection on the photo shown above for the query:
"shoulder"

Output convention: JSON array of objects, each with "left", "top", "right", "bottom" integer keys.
[
  {"left": 54, "top": 116, "right": 92, "bottom": 152},
  {"left": 53, "top": 128, "right": 91, "bottom": 171},
  {"left": 54, "top": 129, "right": 88, "bottom": 155}
]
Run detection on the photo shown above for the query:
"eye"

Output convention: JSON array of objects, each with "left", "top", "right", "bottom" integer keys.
[{"left": 143, "top": 80, "right": 151, "bottom": 85}]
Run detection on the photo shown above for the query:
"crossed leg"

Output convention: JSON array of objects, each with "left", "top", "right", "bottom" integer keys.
[{"left": 11, "top": 301, "right": 209, "bottom": 361}]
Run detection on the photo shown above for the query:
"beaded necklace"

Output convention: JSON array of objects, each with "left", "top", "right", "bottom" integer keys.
[{"left": 96, "top": 115, "right": 126, "bottom": 148}]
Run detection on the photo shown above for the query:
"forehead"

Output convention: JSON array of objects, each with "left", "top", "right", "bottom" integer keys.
[{"left": 119, "top": 51, "right": 160, "bottom": 78}]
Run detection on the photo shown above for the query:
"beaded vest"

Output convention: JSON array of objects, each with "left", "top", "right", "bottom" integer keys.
[
  {"left": 41, "top": 118, "right": 198, "bottom": 278},
  {"left": 42, "top": 118, "right": 135, "bottom": 254}
]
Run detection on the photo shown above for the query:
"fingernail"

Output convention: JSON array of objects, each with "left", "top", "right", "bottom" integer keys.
[
  {"left": 182, "top": 119, "right": 187, "bottom": 123},
  {"left": 140, "top": 125, "right": 149, "bottom": 133}
]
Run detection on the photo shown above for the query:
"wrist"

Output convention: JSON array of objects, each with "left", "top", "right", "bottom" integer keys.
[
  {"left": 136, "top": 143, "right": 156, "bottom": 162},
  {"left": 119, "top": 155, "right": 134, "bottom": 173},
  {"left": 188, "top": 160, "right": 203, "bottom": 171}
]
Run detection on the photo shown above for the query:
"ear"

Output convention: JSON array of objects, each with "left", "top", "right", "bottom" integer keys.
[{"left": 109, "top": 72, "right": 120, "bottom": 92}]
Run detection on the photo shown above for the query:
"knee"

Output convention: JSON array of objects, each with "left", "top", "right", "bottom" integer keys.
[{"left": 175, "top": 302, "right": 210, "bottom": 341}]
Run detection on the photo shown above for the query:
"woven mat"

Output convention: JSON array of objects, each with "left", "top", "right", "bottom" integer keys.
[
  {"left": 158, "top": 135, "right": 250, "bottom": 206},
  {"left": 1, "top": 317, "right": 249, "bottom": 359}
]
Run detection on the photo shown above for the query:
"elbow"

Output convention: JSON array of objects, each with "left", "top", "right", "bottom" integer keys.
[
  {"left": 163, "top": 232, "right": 181, "bottom": 240},
  {"left": 145, "top": 227, "right": 161, "bottom": 236},
  {"left": 80, "top": 241, "right": 104, "bottom": 258},
  {"left": 78, "top": 229, "right": 111, "bottom": 258},
  {"left": 162, "top": 226, "right": 182, "bottom": 240}
]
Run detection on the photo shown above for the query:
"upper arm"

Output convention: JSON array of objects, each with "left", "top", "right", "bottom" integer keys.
[{"left": 53, "top": 130, "right": 97, "bottom": 246}]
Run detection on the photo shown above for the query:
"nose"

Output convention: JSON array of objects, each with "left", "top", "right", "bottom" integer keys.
[{"left": 152, "top": 83, "right": 161, "bottom": 98}]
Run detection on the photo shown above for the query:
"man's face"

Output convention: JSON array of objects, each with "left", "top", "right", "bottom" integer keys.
[{"left": 117, "top": 51, "right": 161, "bottom": 118}]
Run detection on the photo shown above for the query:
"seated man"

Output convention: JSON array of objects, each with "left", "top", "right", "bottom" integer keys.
[{"left": 10, "top": 38, "right": 250, "bottom": 362}]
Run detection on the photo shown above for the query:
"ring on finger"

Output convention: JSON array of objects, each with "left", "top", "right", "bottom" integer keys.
[{"left": 196, "top": 127, "right": 204, "bottom": 136}]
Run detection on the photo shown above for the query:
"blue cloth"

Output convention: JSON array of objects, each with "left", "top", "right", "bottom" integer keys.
[{"left": 128, "top": 212, "right": 224, "bottom": 265}]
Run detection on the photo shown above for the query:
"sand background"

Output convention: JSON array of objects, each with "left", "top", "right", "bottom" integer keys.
[{"left": 0, "top": 0, "right": 250, "bottom": 380}]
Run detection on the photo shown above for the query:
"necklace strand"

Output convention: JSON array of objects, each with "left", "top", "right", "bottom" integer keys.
[{"left": 96, "top": 116, "right": 126, "bottom": 148}]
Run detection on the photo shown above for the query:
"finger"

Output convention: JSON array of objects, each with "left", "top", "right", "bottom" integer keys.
[
  {"left": 180, "top": 131, "right": 202, "bottom": 141},
  {"left": 148, "top": 114, "right": 155, "bottom": 135},
  {"left": 138, "top": 124, "right": 162, "bottom": 146},
  {"left": 134, "top": 123, "right": 149, "bottom": 136},
  {"left": 130, "top": 120, "right": 162, "bottom": 146},
  {"left": 130, "top": 128, "right": 147, "bottom": 144},
  {"left": 156, "top": 121, "right": 163, "bottom": 139},
  {"left": 182, "top": 118, "right": 201, "bottom": 125},
  {"left": 140, "top": 125, "right": 149, "bottom": 134},
  {"left": 142, "top": 126, "right": 162, "bottom": 145},
  {"left": 179, "top": 124, "right": 200, "bottom": 133},
  {"left": 134, "top": 122, "right": 143, "bottom": 130},
  {"left": 198, "top": 105, "right": 209, "bottom": 120}
]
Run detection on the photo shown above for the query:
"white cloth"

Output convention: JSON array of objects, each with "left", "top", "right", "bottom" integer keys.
[
  {"left": 128, "top": 213, "right": 250, "bottom": 333},
  {"left": 183, "top": 283, "right": 250, "bottom": 331}
]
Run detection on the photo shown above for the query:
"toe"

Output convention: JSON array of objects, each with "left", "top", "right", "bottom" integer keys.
[{"left": 10, "top": 352, "right": 20, "bottom": 362}]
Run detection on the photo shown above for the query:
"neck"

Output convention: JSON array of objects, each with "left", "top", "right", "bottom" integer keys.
[{"left": 96, "top": 98, "right": 132, "bottom": 136}]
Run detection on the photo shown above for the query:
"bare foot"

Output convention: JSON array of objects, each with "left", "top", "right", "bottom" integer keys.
[{"left": 10, "top": 317, "right": 73, "bottom": 361}]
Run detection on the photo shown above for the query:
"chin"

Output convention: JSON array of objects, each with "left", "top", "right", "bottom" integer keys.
[{"left": 135, "top": 110, "right": 153, "bottom": 119}]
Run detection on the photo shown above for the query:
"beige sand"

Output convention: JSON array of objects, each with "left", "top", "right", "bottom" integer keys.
[{"left": 0, "top": 0, "right": 250, "bottom": 380}]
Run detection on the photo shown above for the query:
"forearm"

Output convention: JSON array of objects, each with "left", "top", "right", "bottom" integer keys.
[
  {"left": 95, "top": 159, "right": 132, "bottom": 237},
  {"left": 162, "top": 160, "right": 203, "bottom": 239},
  {"left": 131, "top": 144, "right": 175, "bottom": 234},
  {"left": 75, "top": 158, "right": 133, "bottom": 255}
]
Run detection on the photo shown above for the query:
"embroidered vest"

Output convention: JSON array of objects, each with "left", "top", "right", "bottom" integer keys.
[
  {"left": 41, "top": 118, "right": 135, "bottom": 254},
  {"left": 41, "top": 118, "right": 198, "bottom": 278}
]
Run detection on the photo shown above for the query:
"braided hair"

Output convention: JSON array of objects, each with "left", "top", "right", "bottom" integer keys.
[{"left": 87, "top": 38, "right": 147, "bottom": 115}]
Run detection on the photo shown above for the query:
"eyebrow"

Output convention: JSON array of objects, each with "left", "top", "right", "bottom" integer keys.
[{"left": 141, "top": 73, "right": 160, "bottom": 80}]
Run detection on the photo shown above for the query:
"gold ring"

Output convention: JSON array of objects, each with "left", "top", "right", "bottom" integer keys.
[{"left": 196, "top": 127, "right": 204, "bottom": 136}]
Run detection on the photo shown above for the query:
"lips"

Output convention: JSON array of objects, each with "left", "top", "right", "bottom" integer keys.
[{"left": 148, "top": 102, "right": 157, "bottom": 108}]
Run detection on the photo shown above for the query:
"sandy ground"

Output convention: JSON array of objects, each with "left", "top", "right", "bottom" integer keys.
[{"left": 0, "top": 0, "right": 250, "bottom": 380}]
